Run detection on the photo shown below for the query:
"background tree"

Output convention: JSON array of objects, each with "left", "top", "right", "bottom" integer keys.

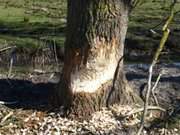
[{"left": 51, "top": 0, "right": 142, "bottom": 118}]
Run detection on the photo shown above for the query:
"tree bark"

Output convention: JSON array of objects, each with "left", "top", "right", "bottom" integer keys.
[{"left": 51, "top": 0, "right": 141, "bottom": 118}]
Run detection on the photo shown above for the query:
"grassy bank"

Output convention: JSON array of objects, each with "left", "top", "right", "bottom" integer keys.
[
  {"left": 0, "top": 0, "right": 179, "bottom": 62},
  {"left": 0, "top": 0, "right": 66, "bottom": 50},
  {"left": 126, "top": 1, "right": 180, "bottom": 61}
]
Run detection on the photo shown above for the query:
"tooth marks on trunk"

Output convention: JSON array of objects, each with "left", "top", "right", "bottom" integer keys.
[{"left": 71, "top": 37, "right": 121, "bottom": 93}]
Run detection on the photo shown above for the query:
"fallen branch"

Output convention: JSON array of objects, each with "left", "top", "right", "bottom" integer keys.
[
  {"left": 0, "top": 101, "right": 18, "bottom": 105},
  {"left": 0, "top": 46, "right": 16, "bottom": 53},
  {"left": 1, "top": 112, "right": 13, "bottom": 124},
  {"left": 124, "top": 106, "right": 165, "bottom": 118},
  {"left": 33, "top": 69, "right": 46, "bottom": 74}
]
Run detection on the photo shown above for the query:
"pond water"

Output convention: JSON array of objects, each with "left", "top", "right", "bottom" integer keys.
[{"left": 0, "top": 60, "right": 180, "bottom": 77}]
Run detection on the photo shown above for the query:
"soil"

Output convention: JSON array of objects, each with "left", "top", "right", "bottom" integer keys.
[
  {"left": 125, "top": 63, "right": 180, "bottom": 109},
  {"left": 0, "top": 62, "right": 179, "bottom": 134}
]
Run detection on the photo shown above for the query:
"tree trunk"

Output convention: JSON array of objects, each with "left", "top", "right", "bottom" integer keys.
[{"left": 51, "top": 0, "right": 141, "bottom": 118}]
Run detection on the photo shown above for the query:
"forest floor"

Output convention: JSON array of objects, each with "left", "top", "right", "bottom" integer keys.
[
  {"left": 0, "top": 0, "right": 179, "bottom": 134},
  {"left": 0, "top": 62, "right": 179, "bottom": 135}
]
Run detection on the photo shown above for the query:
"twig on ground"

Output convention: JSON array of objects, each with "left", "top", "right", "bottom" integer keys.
[
  {"left": 1, "top": 111, "right": 13, "bottom": 124},
  {"left": 33, "top": 69, "right": 46, "bottom": 74},
  {"left": 0, "top": 101, "right": 18, "bottom": 105},
  {"left": 0, "top": 46, "right": 16, "bottom": 53},
  {"left": 124, "top": 106, "right": 165, "bottom": 118}
]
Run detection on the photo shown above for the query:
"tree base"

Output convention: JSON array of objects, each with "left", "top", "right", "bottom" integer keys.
[{"left": 50, "top": 74, "right": 142, "bottom": 120}]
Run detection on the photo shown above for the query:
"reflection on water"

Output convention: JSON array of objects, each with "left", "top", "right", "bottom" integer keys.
[
  {"left": 124, "top": 62, "right": 180, "bottom": 78},
  {"left": 172, "top": 62, "right": 180, "bottom": 67},
  {"left": 0, "top": 62, "right": 179, "bottom": 77},
  {"left": 125, "top": 62, "right": 180, "bottom": 69}
]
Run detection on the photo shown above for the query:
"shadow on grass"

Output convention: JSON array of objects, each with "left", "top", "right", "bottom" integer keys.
[
  {"left": 0, "top": 79, "right": 55, "bottom": 111},
  {"left": 0, "top": 21, "right": 65, "bottom": 39}
]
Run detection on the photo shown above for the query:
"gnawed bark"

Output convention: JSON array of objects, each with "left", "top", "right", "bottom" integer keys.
[{"left": 50, "top": 0, "right": 142, "bottom": 118}]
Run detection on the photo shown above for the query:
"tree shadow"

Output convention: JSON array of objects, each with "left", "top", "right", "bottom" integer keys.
[
  {"left": 0, "top": 21, "right": 65, "bottom": 38},
  {"left": 0, "top": 78, "right": 55, "bottom": 111}
]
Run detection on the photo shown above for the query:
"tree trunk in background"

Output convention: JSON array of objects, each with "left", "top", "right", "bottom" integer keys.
[{"left": 52, "top": 0, "right": 141, "bottom": 118}]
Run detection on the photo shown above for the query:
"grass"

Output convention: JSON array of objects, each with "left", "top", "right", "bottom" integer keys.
[
  {"left": 0, "top": 0, "right": 66, "bottom": 50},
  {"left": 127, "top": 1, "right": 180, "bottom": 47},
  {"left": 0, "top": 0, "right": 179, "bottom": 61}
]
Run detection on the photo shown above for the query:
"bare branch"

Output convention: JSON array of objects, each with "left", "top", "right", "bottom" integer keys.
[
  {"left": 137, "top": 1, "right": 176, "bottom": 134},
  {"left": 151, "top": 71, "right": 163, "bottom": 106}
]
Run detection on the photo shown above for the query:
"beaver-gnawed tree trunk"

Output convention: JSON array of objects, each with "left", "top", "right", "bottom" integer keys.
[{"left": 52, "top": 0, "right": 141, "bottom": 118}]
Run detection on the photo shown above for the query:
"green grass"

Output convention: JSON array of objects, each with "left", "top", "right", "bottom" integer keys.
[
  {"left": 0, "top": 0, "right": 66, "bottom": 50},
  {"left": 0, "top": 0, "right": 179, "bottom": 60},
  {"left": 124, "top": 0, "right": 180, "bottom": 62},
  {"left": 127, "top": 0, "right": 180, "bottom": 46}
]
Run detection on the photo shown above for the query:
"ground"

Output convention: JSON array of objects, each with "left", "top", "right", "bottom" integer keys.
[
  {"left": 0, "top": 63, "right": 179, "bottom": 134},
  {"left": 0, "top": 0, "right": 180, "bottom": 134}
]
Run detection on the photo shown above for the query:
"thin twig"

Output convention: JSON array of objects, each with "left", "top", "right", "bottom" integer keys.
[
  {"left": 8, "top": 57, "right": 13, "bottom": 78},
  {"left": 137, "top": 1, "right": 176, "bottom": 134},
  {"left": 151, "top": 72, "right": 163, "bottom": 106},
  {"left": 53, "top": 39, "right": 58, "bottom": 65},
  {"left": 0, "top": 101, "right": 18, "bottom": 105},
  {"left": 137, "top": 64, "right": 154, "bottom": 135}
]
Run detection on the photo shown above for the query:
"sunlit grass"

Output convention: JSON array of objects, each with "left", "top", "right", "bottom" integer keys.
[{"left": 0, "top": 0, "right": 179, "bottom": 55}]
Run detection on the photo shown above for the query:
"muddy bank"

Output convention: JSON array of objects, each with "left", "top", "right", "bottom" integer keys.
[
  {"left": 0, "top": 63, "right": 179, "bottom": 109},
  {"left": 0, "top": 63, "right": 179, "bottom": 134},
  {"left": 125, "top": 63, "right": 180, "bottom": 109}
]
